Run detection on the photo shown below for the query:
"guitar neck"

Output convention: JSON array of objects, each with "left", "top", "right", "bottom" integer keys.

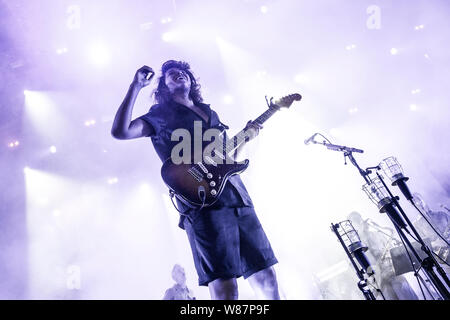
[{"left": 225, "top": 106, "right": 280, "bottom": 155}]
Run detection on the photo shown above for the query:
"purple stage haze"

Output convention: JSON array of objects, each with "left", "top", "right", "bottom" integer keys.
[{"left": 0, "top": 0, "right": 449, "bottom": 300}]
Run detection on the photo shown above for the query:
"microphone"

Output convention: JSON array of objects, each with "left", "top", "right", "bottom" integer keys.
[{"left": 304, "top": 133, "right": 318, "bottom": 145}]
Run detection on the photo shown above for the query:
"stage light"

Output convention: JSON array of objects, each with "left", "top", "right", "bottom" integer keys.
[
  {"left": 348, "top": 107, "right": 358, "bottom": 114},
  {"left": 294, "top": 74, "right": 309, "bottom": 85},
  {"left": 390, "top": 48, "right": 398, "bottom": 55},
  {"left": 379, "top": 156, "right": 413, "bottom": 200},
  {"left": 24, "top": 90, "right": 68, "bottom": 142},
  {"left": 162, "top": 31, "right": 177, "bottom": 42},
  {"left": 414, "top": 24, "right": 425, "bottom": 30},
  {"left": 84, "top": 119, "right": 96, "bottom": 126},
  {"left": 260, "top": 6, "right": 268, "bottom": 14},
  {"left": 139, "top": 183, "right": 151, "bottom": 193},
  {"left": 411, "top": 89, "right": 421, "bottom": 95},
  {"left": 256, "top": 70, "right": 267, "bottom": 78},
  {"left": 223, "top": 95, "right": 234, "bottom": 104},
  {"left": 362, "top": 177, "right": 392, "bottom": 212},
  {"left": 345, "top": 44, "right": 356, "bottom": 50},
  {"left": 56, "top": 48, "right": 68, "bottom": 55},
  {"left": 409, "top": 104, "right": 418, "bottom": 111},
  {"left": 49, "top": 146, "right": 57, "bottom": 154},
  {"left": 8, "top": 140, "right": 20, "bottom": 148},
  {"left": 335, "top": 220, "right": 374, "bottom": 275},
  {"left": 87, "top": 43, "right": 111, "bottom": 67},
  {"left": 107, "top": 177, "right": 118, "bottom": 185}
]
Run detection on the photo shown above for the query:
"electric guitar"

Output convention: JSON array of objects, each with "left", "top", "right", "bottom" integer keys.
[{"left": 161, "top": 93, "right": 302, "bottom": 209}]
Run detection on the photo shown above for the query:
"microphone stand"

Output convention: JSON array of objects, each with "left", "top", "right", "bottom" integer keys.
[
  {"left": 330, "top": 223, "right": 377, "bottom": 300},
  {"left": 310, "top": 140, "right": 370, "bottom": 184},
  {"left": 314, "top": 138, "right": 450, "bottom": 299}
]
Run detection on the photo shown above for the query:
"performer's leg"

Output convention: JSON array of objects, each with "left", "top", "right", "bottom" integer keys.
[
  {"left": 248, "top": 266, "right": 280, "bottom": 300},
  {"left": 208, "top": 278, "right": 238, "bottom": 300}
]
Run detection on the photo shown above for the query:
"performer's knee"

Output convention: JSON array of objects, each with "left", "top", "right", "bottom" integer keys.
[{"left": 208, "top": 278, "right": 238, "bottom": 300}]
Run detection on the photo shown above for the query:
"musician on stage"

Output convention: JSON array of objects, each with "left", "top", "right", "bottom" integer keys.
[
  {"left": 111, "top": 61, "right": 280, "bottom": 300},
  {"left": 163, "top": 264, "right": 196, "bottom": 300}
]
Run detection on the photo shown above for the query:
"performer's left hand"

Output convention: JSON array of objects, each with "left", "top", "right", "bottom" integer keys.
[{"left": 244, "top": 120, "right": 263, "bottom": 140}]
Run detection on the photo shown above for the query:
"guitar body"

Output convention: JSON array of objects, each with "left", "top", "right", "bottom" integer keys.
[
  {"left": 161, "top": 157, "right": 249, "bottom": 208},
  {"left": 160, "top": 92, "right": 301, "bottom": 210}
]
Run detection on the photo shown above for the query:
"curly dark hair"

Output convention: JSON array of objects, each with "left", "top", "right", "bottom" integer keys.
[{"left": 153, "top": 60, "right": 203, "bottom": 105}]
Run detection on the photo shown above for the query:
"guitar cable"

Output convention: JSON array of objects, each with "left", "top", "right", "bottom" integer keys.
[
  {"left": 197, "top": 185, "right": 207, "bottom": 211},
  {"left": 169, "top": 190, "right": 191, "bottom": 215}
]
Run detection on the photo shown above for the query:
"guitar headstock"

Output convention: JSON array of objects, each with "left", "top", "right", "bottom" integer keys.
[{"left": 272, "top": 93, "right": 302, "bottom": 109}]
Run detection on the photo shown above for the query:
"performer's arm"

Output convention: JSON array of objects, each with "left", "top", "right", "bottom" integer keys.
[{"left": 111, "top": 66, "right": 155, "bottom": 140}]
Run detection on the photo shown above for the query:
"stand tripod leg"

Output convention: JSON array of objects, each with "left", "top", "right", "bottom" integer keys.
[
  {"left": 417, "top": 271, "right": 439, "bottom": 300},
  {"left": 394, "top": 223, "right": 450, "bottom": 299}
]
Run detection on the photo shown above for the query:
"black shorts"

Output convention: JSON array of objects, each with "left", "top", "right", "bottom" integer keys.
[{"left": 183, "top": 206, "right": 278, "bottom": 286}]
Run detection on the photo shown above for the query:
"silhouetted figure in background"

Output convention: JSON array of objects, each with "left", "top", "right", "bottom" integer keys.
[{"left": 163, "top": 264, "right": 195, "bottom": 300}]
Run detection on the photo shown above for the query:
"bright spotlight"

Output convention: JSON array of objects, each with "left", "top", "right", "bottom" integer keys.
[
  {"left": 294, "top": 74, "right": 309, "bottom": 85},
  {"left": 56, "top": 47, "right": 68, "bottom": 55},
  {"left": 162, "top": 31, "right": 177, "bottom": 42},
  {"left": 256, "top": 70, "right": 267, "bottom": 77},
  {"left": 161, "top": 17, "right": 172, "bottom": 24},
  {"left": 107, "top": 177, "right": 118, "bottom": 185},
  {"left": 8, "top": 140, "right": 20, "bottom": 148},
  {"left": 348, "top": 107, "right": 358, "bottom": 114},
  {"left": 260, "top": 6, "right": 268, "bottom": 14},
  {"left": 329, "top": 128, "right": 340, "bottom": 137},
  {"left": 409, "top": 104, "right": 418, "bottom": 111},
  {"left": 390, "top": 48, "right": 398, "bottom": 55},
  {"left": 84, "top": 119, "right": 96, "bottom": 127},
  {"left": 49, "top": 146, "right": 57, "bottom": 154},
  {"left": 87, "top": 43, "right": 111, "bottom": 67},
  {"left": 223, "top": 95, "right": 234, "bottom": 104},
  {"left": 23, "top": 90, "right": 68, "bottom": 142}
]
